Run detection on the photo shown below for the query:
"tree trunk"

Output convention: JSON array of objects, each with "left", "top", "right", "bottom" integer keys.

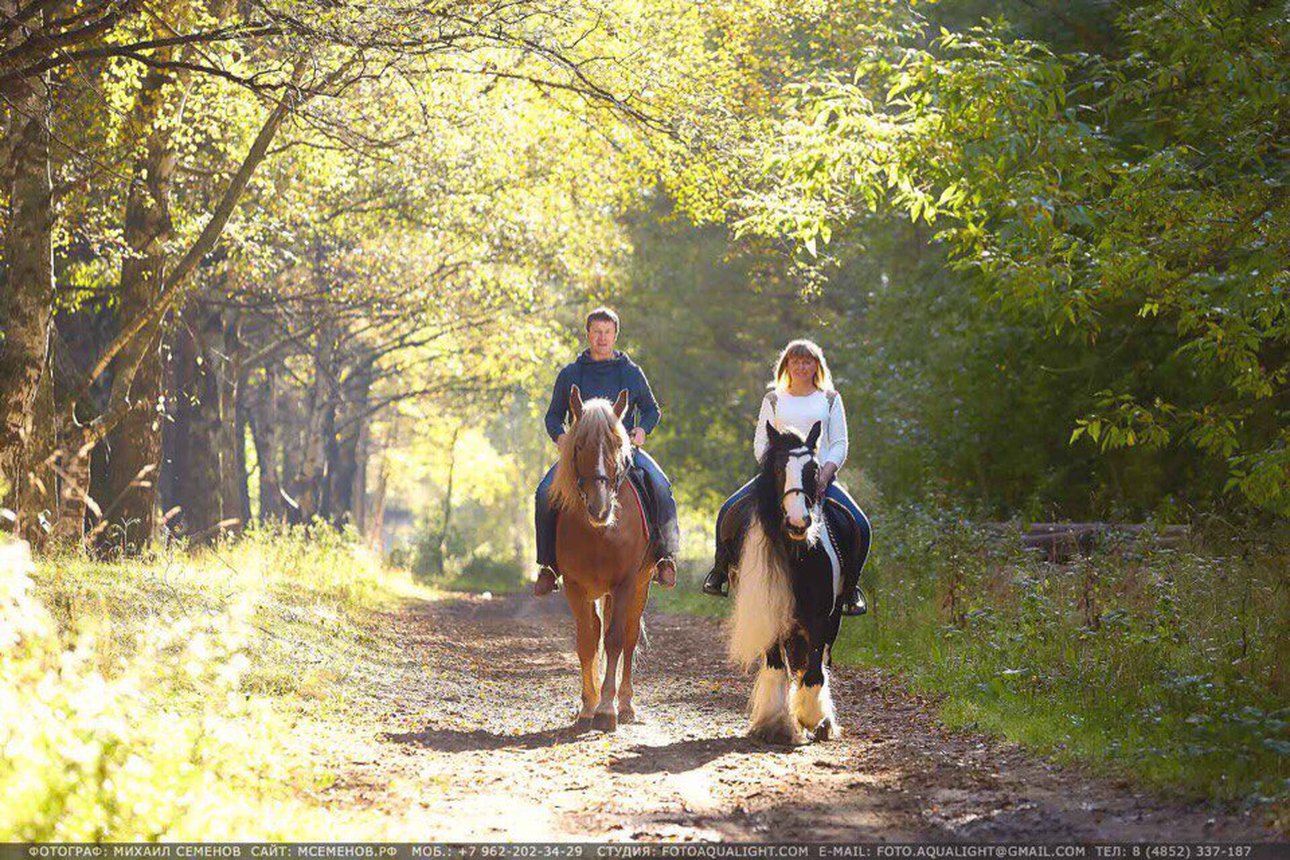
[
  {"left": 0, "top": 3, "right": 54, "bottom": 535},
  {"left": 329, "top": 357, "right": 372, "bottom": 528},
  {"left": 434, "top": 429, "right": 460, "bottom": 577},
  {"left": 248, "top": 364, "right": 283, "bottom": 522},
  {"left": 278, "top": 372, "right": 303, "bottom": 523},
  {"left": 218, "top": 308, "right": 248, "bottom": 531},
  {"left": 293, "top": 323, "right": 334, "bottom": 522},
  {"left": 351, "top": 411, "right": 370, "bottom": 535},
  {"left": 164, "top": 303, "right": 223, "bottom": 540},
  {"left": 100, "top": 45, "right": 190, "bottom": 553}
]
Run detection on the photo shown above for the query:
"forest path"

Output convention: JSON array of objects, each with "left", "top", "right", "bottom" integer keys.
[{"left": 311, "top": 591, "right": 1272, "bottom": 841}]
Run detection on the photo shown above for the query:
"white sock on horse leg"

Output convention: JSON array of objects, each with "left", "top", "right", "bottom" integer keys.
[
  {"left": 792, "top": 671, "right": 834, "bottom": 729},
  {"left": 749, "top": 664, "right": 794, "bottom": 734}
]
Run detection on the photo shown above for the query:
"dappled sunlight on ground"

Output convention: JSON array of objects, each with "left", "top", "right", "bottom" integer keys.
[{"left": 305, "top": 591, "right": 1274, "bottom": 841}]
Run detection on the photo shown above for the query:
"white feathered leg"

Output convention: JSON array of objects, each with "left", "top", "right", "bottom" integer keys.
[
  {"left": 749, "top": 659, "right": 802, "bottom": 745},
  {"left": 792, "top": 668, "right": 841, "bottom": 741}
]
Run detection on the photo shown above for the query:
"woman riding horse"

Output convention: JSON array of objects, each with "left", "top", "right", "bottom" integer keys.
[{"left": 704, "top": 339, "right": 871, "bottom": 616}]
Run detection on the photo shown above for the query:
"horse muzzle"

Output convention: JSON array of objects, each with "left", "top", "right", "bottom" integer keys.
[
  {"left": 785, "top": 520, "right": 811, "bottom": 541},
  {"left": 586, "top": 499, "right": 617, "bottom": 527}
]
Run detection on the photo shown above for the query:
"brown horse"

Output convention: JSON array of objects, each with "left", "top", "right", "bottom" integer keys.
[{"left": 549, "top": 384, "right": 655, "bottom": 732}]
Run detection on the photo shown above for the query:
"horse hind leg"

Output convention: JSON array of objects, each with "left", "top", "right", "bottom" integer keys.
[
  {"left": 617, "top": 575, "right": 651, "bottom": 724},
  {"left": 593, "top": 591, "right": 627, "bottom": 732},
  {"left": 792, "top": 644, "right": 840, "bottom": 741},
  {"left": 749, "top": 644, "right": 802, "bottom": 745}
]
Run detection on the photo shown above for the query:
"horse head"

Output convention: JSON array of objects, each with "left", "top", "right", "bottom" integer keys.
[
  {"left": 759, "top": 420, "right": 823, "bottom": 543},
  {"left": 559, "top": 385, "right": 632, "bottom": 527}
]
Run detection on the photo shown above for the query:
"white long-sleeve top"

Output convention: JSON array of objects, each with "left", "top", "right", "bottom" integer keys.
[{"left": 753, "top": 388, "right": 848, "bottom": 468}]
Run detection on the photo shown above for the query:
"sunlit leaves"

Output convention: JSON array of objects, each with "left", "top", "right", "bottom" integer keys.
[{"left": 739, "top": 1, "right": 1290, "bottom": 515}]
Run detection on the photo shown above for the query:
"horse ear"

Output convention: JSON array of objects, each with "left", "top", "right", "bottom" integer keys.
[
  {"left": 569, "top": 384, "right": 583, "bottom": 421},
  {"left": 765, "top": 421, "right": 782, "bottom": 446},
  {"left": 805, "top": 420, "right": 822, "bottom": 452},
  {"left": 612, "top": 389, "right": 630, "bottom": 420}
]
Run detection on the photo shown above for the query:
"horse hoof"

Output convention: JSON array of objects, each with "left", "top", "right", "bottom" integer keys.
[
  {"left": 813, "top": 719, "right": 841, "bottom": 742},
  {"left": 574, "top": 716, "right": 594, "bottom": 732},
  {"left": 619, "top": 706, "right": 637, "bottom": 724},
  {"left": 750, "top": 723, "right": 802, "bottom": 746},
  {"left": 592, "top": 711, "right": 618, "bottom": 732}
]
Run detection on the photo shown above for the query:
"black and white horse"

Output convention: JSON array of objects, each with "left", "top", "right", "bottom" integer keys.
[{"left": 727, "top": 420, "right": 855, "bottom": 744}]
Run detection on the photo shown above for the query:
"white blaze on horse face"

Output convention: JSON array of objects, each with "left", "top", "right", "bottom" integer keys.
[
  {"left": 593, "top": 438, "right": 607, "bottom": 519},
  {"left": 783, "top": 449, "right": 812, "bottom": 530}
]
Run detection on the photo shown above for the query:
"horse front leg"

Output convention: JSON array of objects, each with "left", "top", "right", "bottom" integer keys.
[
  {"left": 616, "top": 572, "right": 651, "bottom": 724},
  {"left": 593, "top": 591, "right": 627, "bottom": 732},
  {"left": 792, "top": 641, "right": 840, "bottom": 740},
  {"left": 749, "top": 643, "right": 801, "bottom": 745},
  {"left": 563, "top": 580, "right": 601, "bottom": 730}
]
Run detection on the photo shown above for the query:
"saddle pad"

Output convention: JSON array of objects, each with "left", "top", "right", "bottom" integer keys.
[
  {"left": 624, "top": 479, "right": 649, "bottom": 538},
  {"left": 626, "top": 466, "right": 655, "bottom": 542}
]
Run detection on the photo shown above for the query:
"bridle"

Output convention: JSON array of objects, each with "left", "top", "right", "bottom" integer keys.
[
  {"left": 780, "top": 446, "right": 820, "bottom": 515},
  {"left": 573, "top": 440, "right": 630, "bottom": 509}
]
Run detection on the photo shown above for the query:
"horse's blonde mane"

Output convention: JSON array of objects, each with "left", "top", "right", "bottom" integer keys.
[{"left": 550, "top": 399, "right": 632, "bottom": 513}]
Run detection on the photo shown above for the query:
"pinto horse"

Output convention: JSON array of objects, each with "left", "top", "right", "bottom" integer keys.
[
  {"left": 549, "top": 384, "right": 656, "bottom": 732},
  {"left": 727, "top": 420, "right": 856, "bottom": 745}
]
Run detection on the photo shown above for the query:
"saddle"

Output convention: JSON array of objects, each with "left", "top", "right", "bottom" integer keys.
[
  {"left": 823, "top": 497, "right": 863, "bottom": 576},
  {"left": 626, "top": 459, "right": 660, "bottom": 545}
]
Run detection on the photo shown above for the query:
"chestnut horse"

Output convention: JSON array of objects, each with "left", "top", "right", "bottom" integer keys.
[{"left": 549, "top": 384, "right": 655, "bottom": 732}]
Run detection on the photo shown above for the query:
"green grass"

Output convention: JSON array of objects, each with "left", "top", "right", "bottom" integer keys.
[
  {"left": 659, "top": 511, "right": 1289, "bottom": 825},
  {"left": 1, "top": 525, "right": 434, "bottom": 840}
]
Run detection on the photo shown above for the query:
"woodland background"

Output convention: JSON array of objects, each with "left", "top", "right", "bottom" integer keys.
[{"left": 0, "top": 0, "right": 1287, "bottom": 834}]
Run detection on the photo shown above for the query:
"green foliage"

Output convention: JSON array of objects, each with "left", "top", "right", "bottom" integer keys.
[
  {"left": 835, "top": 507, "right": 1290, "bottom": 806},
  {"left": 1, "top": 530, "right": 425, "bottom": 838},
  {"left": 742, "top": 0, "right": 1290, "bottom": 516}
]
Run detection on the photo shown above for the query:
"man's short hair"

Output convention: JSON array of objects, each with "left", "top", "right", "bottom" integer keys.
[{"left": 586, "top": 306, "right": 620, "bottom": 332}]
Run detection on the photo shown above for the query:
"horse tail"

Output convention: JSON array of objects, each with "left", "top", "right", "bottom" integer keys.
[{"left": 728, "top": 521, "right": 794, "bottom": 670}]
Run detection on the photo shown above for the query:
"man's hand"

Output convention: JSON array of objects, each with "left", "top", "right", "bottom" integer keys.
[
  {"left": 630, "top": 427, "right": 647, "bottom": 447},
  {"left": 556, "top": 433, "right": 567, "bottom": 446}
]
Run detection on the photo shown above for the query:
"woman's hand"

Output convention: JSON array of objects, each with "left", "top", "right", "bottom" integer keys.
[
  {"left": 819, "top": 462, "right": 838, "bottom": 490},
  {"left": 631, "top": 427, "right": 647, "bottom": 447}
]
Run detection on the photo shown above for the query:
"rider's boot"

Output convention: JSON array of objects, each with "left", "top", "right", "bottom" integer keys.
[
  {"left": 841, "top": 582, "right": 868, "bottom": 616},
  {"left": 702, "top": 540, "right": 731, "bottom": 596},
  {"left": 534, "top": 565, "right": 560, "bottom": 596},
  {"left": 653, "top": 557, "right": 677, "bottom": 588}
]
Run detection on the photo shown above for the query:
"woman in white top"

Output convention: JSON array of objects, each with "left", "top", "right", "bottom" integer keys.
[{"left": 703, "top": 339, "right": 872, "bottom": 615}]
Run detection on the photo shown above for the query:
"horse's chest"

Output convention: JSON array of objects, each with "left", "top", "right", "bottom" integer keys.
[
  {"left": 789, "top": 528, "right": 842, "bottom": 609},
  {"left": 555, "top": 491, "right": 649, "bottom": 582}
]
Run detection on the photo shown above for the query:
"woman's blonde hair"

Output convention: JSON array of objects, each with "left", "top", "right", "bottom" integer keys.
[{"left": 771, "top": 339, "right": 834, "bottom": 392}]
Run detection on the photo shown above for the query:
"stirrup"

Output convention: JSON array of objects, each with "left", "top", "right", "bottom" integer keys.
[
  {"left": 534, "top": 566, "right": 560, "bottom": 596},
  {"left": 702, "top": 566, "right": 728, "bottom": 597},
  {"left": 841, "top": 585, "right": 868, "bottom": 616}
]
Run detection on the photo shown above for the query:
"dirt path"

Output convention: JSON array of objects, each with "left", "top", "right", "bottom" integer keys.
[{"left": 309, "top": 591, "right": 1275, "bottom": 841}]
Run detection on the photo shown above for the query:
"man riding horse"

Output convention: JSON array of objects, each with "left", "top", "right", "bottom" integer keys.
[{"left": 533, "top": 307, "right": 680, "bottom": 595}]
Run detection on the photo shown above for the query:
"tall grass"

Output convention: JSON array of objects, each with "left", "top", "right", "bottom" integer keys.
[
  {"left": 834, "top": 508, "right": 1289, "bottom": 814},
  {"left": 1, "top": 526, "right": 430, "bottom": 840}
]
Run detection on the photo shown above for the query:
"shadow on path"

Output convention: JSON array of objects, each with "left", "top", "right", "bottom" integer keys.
[
  {"left": 384, "top": 724, "right": 588, "bottom": 752},
  {"left": 608, "top": 735, "right": 766, "bottom": 775}
]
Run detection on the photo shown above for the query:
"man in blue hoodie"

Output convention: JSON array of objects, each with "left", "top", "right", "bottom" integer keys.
[{"left": 534, "top": 307, "right": 680, "bottom": 596}]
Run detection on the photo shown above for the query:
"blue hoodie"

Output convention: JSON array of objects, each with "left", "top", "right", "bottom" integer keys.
[{"left": 544, "top": 349, "right": 661, "bottom": 441}]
